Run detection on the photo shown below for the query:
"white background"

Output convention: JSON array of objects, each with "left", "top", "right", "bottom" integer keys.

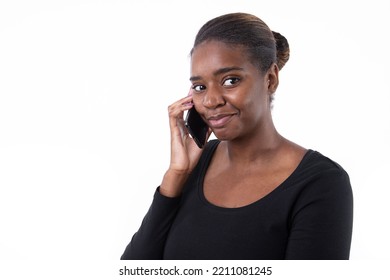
[{"left": 1, "top": 0, "right": 389, "bottom": 267}]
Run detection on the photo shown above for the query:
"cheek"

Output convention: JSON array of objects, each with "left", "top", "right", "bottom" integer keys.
[
  {"left": 238, "top": 90, "right": 268, "bottom": 121},
  {"left": 192, "top": 95, "right": 204, "bottom": 112},
  {"left": 230, "top": 90, "right": 260, "bottom": 112}
]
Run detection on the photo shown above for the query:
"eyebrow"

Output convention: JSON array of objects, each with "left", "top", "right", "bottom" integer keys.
[{"left": 189, "top": 66, "right": 244, "bottom": 82}]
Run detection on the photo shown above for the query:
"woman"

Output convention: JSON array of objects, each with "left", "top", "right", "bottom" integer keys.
[{"left": 121, "top": 12, "right": 353, "bottom": 260}]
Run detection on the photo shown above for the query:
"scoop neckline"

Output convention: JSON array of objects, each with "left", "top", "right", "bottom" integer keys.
[{"left": 196, "top": 140, "right": 314, "bottom": 212}]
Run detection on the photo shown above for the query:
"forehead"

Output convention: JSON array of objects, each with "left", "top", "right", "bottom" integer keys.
[{"left": 190, "top": 40, "right": 256, "bottom": 77}]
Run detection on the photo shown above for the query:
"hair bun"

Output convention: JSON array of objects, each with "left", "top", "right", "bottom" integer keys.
[{"left": 272, "top": 31, "right": 290, "bottom": 70}]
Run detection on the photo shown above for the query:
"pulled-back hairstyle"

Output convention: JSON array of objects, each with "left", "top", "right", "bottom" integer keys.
[{"left": 191, "top": 13, "right": 289, "bottom": 73}]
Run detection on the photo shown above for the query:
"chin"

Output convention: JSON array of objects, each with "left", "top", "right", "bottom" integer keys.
[{"left": 212, "top": 130, "right": 237, "bottom": 142}]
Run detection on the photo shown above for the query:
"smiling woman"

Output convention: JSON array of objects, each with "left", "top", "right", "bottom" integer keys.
[
  {"left": 120, "top": 12, "right": 353, "bottom": 260},
  {"left": 190, "top": 40, "right": 270, "bottom": 141}
]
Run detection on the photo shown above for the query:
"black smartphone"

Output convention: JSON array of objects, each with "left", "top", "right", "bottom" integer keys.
[{"left": 185, "top": 107, "right": 209, "bottom": 148}]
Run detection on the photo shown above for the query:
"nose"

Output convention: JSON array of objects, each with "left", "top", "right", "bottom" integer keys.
[{"left": 202, "top": 86, "right": 226, "bottom": 109}]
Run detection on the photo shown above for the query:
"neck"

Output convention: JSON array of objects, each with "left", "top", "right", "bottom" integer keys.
[{"left": 224, "top": 120, "right": 284, "bottom": 166}]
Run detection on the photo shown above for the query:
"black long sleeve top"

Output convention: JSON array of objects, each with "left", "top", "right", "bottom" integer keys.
[{"left": 121, "top": 140, "right": 353, "bottom": 260}]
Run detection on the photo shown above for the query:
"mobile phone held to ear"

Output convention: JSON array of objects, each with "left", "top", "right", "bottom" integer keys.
[{"left": 185, "top": 107, "right": 208, "bottom": 149}]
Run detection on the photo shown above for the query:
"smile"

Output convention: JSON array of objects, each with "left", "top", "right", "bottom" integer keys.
[{"left": 207, "top": 114, "right": 236, "bottom": 128}]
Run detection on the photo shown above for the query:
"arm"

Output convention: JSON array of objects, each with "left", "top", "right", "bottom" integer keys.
[
  {"left": 120, "top": 187, "right": 181, "bottom": 260},
  {"left": 160, "top": 93, "right": 211, "bottom": 197},
  {"left": 121, "top": 94, "right": 211, "bottom": 259},
  {"left": 285, "top": 169, "right": 353, "bottom": 260}
]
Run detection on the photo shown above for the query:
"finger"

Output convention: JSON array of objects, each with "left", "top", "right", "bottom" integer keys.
[
  {"left": 168, "top": 102, "right": 193, "bottom": 120},
  {"left": 168, "top": 106, "right": 193, "bottom": 142},
  {"left": 172, "top": 94, "right": 193, "bottom": 104}
]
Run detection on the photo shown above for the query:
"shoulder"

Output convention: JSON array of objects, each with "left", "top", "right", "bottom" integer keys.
[
  {"left": 297, "top": 150, "right": 350, "bottom": 180},
  {"left": 182, "top": 139, "right": 220, "bottom": 193},
  {"left": 198, "top": 139, "right": 220, "bottom": 163},
  {"left": 204, "top": 139, "right": 220, "bottom": 151},
  {"left": 289, "top": 149, "right": 353, "bottom": 202},
  {"left": 296, "top": 150, "right": 352, "bottom": 203}
]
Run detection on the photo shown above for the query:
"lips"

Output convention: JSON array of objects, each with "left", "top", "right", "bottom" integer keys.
[{"left": 207, "top": 114, "right": 236, "bottom": 128}]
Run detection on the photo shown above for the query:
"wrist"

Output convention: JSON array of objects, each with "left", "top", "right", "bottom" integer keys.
[{"left": 160, "top": 169, "right": 189, "bottom": 197}]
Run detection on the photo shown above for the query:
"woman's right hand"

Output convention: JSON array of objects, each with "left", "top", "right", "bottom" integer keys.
[{"left": 159, "top": 94, "right": 210, "bottom": 197}]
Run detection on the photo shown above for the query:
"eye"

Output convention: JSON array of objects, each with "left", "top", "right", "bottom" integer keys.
[
  {"left": 192, "top": 84, "right": 206, "bottom": 92},
  {"left": 223, "top": 77, "right": 241, "bottom": 87}
]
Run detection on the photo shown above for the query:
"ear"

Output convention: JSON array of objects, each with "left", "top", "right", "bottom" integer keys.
[{"left": 266, "top": 63, "right": 279, "bottom": 94}]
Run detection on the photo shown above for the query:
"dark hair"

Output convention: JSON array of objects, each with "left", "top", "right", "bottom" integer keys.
[{"left": 191, "top": 13, "right": 289, "bottom": 72}]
